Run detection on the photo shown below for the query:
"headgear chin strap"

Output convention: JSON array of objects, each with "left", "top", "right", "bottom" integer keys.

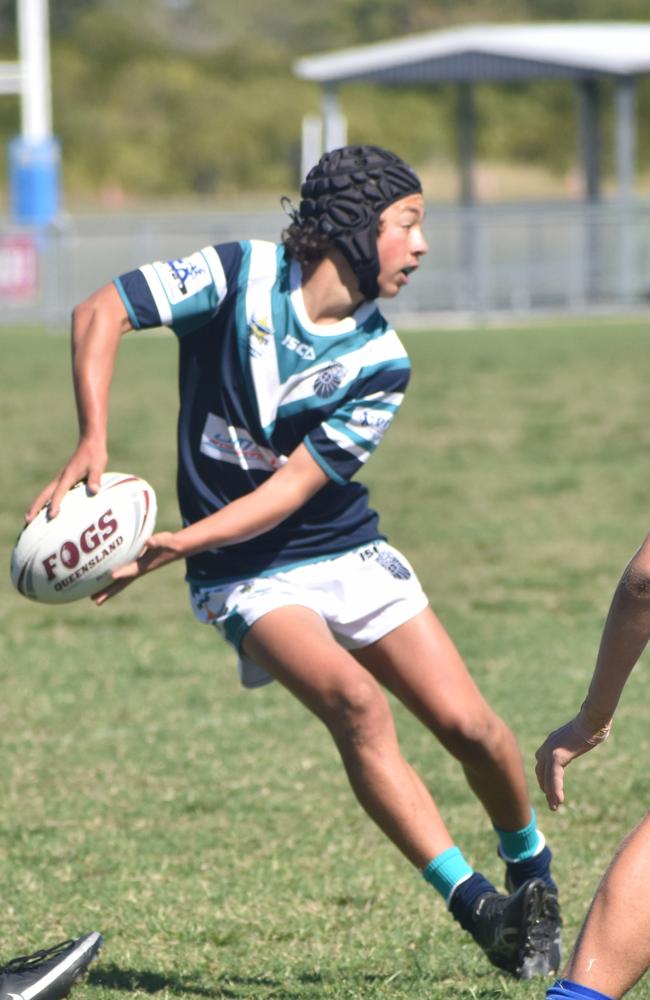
[{"left": 297, "top": 144, "right": 422, "bottom": 300}]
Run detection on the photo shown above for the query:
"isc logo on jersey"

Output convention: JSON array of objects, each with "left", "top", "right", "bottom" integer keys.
[
  {"left": 156, "top": 253, "right": 212, "bottom": 303},
  {"left": 282, "top": 334, "right": 316, "bottom": 361}
]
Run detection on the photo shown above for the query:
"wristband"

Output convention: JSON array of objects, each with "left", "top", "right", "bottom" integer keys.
[{"left": 575, "top": 701, "right": 612, "bottom": 746}]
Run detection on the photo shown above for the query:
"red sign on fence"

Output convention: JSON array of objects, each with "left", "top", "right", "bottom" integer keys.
[{"left": 0, "top": 234, "right": 38, "bottom": 299}]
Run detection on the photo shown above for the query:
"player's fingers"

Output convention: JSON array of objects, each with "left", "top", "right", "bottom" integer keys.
[
  {"left": 534, "top": 743, "right": 560, "bottom": 810},
  {"left": 86, "top": 460, "right": 106, "bottom": 496},
  {"left": 534, "top": 751, "right": 546, "bottom": 795},
  {"left": 25, "top": 486, "right": 53, "bottom": 522},
  {"left": 546, "top": 759, "right": 566, "bottom": 811},
  {"left": 46, "top": 484, "right": 70, "bottom": 520},
  {"left": 92, "top": 576, "right": 133, "bottom": 605},
  {"left": 535, "top": 754, "right": 553, "bottom": 805}
]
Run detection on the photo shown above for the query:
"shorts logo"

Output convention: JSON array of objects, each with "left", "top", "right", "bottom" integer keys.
[
  {"left": 314, "top": 363, "right": 347, "bottom": 398},
  {"left": 376, "top": 550, "right": 411, "bottom": 580}
]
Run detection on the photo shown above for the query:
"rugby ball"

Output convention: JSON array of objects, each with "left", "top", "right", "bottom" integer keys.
[{"left": 11, "top": 472, "right": 157, "bottom": 604}]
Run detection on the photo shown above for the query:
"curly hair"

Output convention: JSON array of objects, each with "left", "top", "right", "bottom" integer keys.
[
  {"left": 281, "top": 215, "right": 386, "bottom": 268},
  {"left": 281, "top": 218, "right": 332, "bottom": 267}
]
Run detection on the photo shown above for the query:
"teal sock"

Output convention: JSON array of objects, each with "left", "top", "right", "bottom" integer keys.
[
  {"left": 422, "top": 846, "right": 474, "bottom": 905},
  {"left": 495, "top": 808, "right": 542, "bottom": 862}
]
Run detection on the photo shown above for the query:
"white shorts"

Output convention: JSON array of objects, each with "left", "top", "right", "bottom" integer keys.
[{"left": 189, "top": 541, "right": 429, "bottom": 689}]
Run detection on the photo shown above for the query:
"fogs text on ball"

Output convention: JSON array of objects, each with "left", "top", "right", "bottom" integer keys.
[{"left": 11, "top": 473, "right": 157, "bottom": 604}]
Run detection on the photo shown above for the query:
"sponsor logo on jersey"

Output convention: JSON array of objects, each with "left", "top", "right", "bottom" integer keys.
[
  {"left": 282, "top": 333, "right": 316, "bottom": 361},
  {"left": 200, "top": 413, "right": 285, "bottom": 472},
  {"left": 156, "top": 252, "right": 212, "bottom": 303},
  {"left": 313, "top": 362, "right": 347, "bottom": 398},
  {"left": 248, "top": 314, "right": 273, "bottom": 357},
  {"left": 352, "top": 407, "right": 393, "bottom": 443}
]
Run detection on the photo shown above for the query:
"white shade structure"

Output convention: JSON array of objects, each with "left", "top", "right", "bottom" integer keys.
[{"left": 295, "top": 23, "right": 650, "bottom": 203}]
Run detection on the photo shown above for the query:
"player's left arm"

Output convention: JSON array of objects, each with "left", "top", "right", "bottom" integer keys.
[
  {"left": 93, "top": 442, "right": 329, "bottom": 604},
  {"left": 535, "top": 553, "right": 650, "bottom": 810}
]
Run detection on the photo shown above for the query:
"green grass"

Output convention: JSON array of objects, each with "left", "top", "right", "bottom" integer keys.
[{"left": 1, "top": 320, "right": 650, "bottom": 998}]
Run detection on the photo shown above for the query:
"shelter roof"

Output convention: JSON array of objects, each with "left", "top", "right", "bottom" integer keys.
[{"left": 294, "top": 23, "right": 650, "bottom": 85}]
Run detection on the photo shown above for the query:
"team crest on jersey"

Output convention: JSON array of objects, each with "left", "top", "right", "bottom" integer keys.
[
  {"left": 376, "top": 549, "right": 412, "bottom": 580},
  {"left": 156, "top": 252, "right": 211, "bottom": 303},
  {"left": 248, "top": 314, "right": 273, "bottom": 358},
  {"left": 314, "top": 363, "right": 347, "bottom": 398}
]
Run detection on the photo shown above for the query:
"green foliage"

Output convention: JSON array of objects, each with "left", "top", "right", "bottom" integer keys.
[
  {"left": 3, "top": 0, "right": 650, "bottom": 202},
  {"left": 2, "top": 320, "right": 650, "bottom": 997}
]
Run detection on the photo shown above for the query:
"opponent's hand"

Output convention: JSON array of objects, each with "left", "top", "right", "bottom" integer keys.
[
  {"left": 25, "top": 440, "right": 108, "bottom": 522},
  {"left": 92, "top": 531, "right": 184, "bottom": 605},
  {"left": 535, "top": 711, "right": 610, "bottom": 811}
]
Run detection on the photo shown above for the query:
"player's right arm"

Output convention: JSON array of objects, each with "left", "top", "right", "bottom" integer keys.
[{"left": 25, "top": 282, "right": 132, "bottom": 522}]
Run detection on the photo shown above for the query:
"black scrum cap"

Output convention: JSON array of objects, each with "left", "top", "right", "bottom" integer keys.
[{"left": 298, "top": 144, "right": 422, "bottom": 300}]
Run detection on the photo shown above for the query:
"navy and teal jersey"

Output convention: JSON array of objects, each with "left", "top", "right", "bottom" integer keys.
[{"left": 114, "top": 240, "right": 411, "bottom": 585}]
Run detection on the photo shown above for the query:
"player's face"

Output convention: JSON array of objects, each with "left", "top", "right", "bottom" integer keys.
[{"left": 375, "top": 194, "right": 427, "bottom": 298}]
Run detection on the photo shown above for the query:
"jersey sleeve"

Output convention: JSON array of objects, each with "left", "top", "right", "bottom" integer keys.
[
  {"left": 114, "top": 242, "right": 243, "bottom": 337},
  {"left": 304, "top": 362, "right": 410, "bottom": 485}
]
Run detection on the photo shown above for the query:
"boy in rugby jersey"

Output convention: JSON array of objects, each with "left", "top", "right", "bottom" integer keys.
[{"left": 28, "top": 145, "right": 560, "bottom": 979}]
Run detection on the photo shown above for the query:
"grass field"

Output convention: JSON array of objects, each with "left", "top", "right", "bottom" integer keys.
[{"left": 1, "top": 319, "right": 649, "bottom": 999}]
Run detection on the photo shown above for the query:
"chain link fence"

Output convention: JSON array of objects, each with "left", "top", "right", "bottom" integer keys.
[{"left": 2, "top": 201, "right": 650, "bottom": 328}]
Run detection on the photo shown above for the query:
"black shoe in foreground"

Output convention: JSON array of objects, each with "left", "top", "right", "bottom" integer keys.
[
  {"left": 473, "top": 878, "right": 560, "bottom": 979},
  {"left": 503, "top": 858, "right": 563, "bottom": 977},
  {"left": 0, "top": 931, "right": 103, "bottom": 1000}
]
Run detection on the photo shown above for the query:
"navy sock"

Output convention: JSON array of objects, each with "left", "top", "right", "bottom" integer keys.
[
  {"left": 504, "top": 843, "right": 557, "bottom": 892},
  {"left": 546, "top": 979, "right": 614, "bottom": 1000},
  {"left": 448, "top": 871, "right": 496, "bottom": 936}
]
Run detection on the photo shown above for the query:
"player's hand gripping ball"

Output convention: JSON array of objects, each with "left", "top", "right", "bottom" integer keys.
[{"left": 11, "top": 473, "right": 157, "bottom": 604}]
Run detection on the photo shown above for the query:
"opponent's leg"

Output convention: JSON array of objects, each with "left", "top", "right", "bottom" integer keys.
[{"left": 546, "top": 811, "right": 650, "bottom": 1000}]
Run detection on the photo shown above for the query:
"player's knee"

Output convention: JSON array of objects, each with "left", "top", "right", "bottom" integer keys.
[
  {"left": 622, "top": 538, "right": 650, "bottom": 600},
  {"left": 321, "top": 677, "right": 392, "bottom": 748},
  {"left": 439, "top": 708, "right": 506, "bottom": 764}
]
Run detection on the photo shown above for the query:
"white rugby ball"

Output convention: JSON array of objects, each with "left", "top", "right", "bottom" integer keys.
[{"left": 11, "top": 472, "right": 157, "bottom": 604}]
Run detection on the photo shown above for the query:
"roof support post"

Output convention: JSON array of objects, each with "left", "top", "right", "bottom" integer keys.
[
  {"left": 575, "top": 79, "right": 602, "bottom": 304},
  {"left": 457, "top": 82, "right": 475, "bottom": 205},
  {"left": 615, "top": 76, "right": 637, "bottom": 305},
  {"left": 615, "top": 75, "right": 636, "bottom": 203},
  {"left": 578, "top": 78, "right": 601, "bottom": 203},
  {"left": 456, "top": 82, "right": 480, "bottom": 310},
  {"left": 320, "top": 86, "right": 347, "bottom": 152}
]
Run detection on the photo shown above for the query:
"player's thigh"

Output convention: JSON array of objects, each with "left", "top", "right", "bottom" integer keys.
[
  {"left": 242, "top": 604, "right": 392, "bottom": 730},
  {"left": 353, "top": 606, "right": 496, "bottom": 736}
]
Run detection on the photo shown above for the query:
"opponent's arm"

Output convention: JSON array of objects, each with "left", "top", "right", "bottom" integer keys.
[
  {"left": 93, "top": 442, "right": 330, "bottom": 604},
  {"left": 535, "top": 549, "right": 650, "bottom": 810},
  {"left": 26, "top": 283, "right": 132, "bottom": 521}
]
